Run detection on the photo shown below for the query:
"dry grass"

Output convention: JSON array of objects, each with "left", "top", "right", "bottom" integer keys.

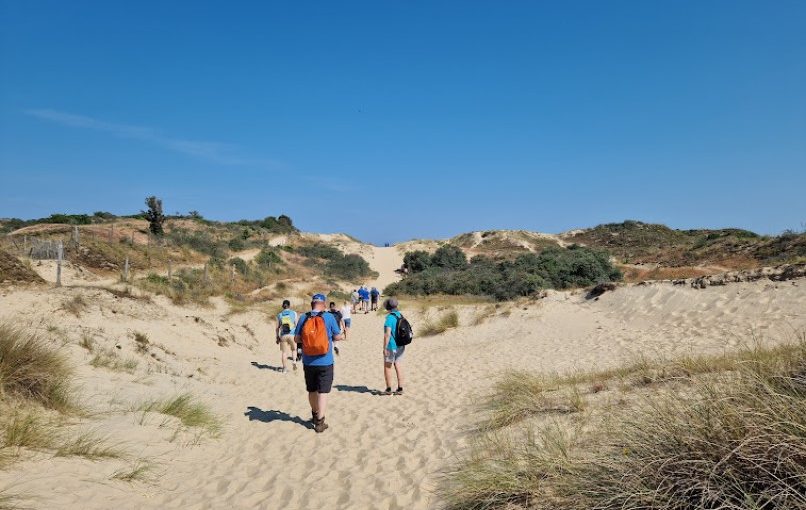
[
  {"left": 420, "top": 309, "right": 460, "bottom": 337},
  {"left": 55, "top": 430, "right": 122, "bottom": 460},
  {"left": 0, "top": 324, "right": 73, "bottom": 412},
  {"left": 1, "top": 410, "right": 54, "bottom": 452},
  {"left": 111, "top": 459, "right": 154, "bottom": 483},
  {"left": 90, "top": 349, "right": 138, "bottom": 373},
  {"left": 138, "top": 394, "right": 221, "bottom": 436},
  {"left": 133, "top": 331, "right": 149, "bottom": 354},
  {"left": 78, "top": 333, "right": 95, "bottom": 352},
  {"left": 61, "top": 295, "right": 87, "bottom": 317},
  {"left": 442, "top": 337, "right": 806, "bottom": 510}
]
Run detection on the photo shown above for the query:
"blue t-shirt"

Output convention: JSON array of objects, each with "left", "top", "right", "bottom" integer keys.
[
  {"left": 384, "top": 312, "right": 401, "bottom": 350},
  {"left": 370, "top": 288, "right": 380, "bottom": 297},
  {"left": 277, "top": 309, "right": 298, "bottom": 334},
  {"left": 359, "top": 288, "right": 369, "bottom": 300},
  {"left": 294, "top": 311, "right": 341, "bottom": 366}
]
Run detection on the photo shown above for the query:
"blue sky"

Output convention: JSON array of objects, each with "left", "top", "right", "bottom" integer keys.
[{"left": 1, "top": 1, "right": 804, "bottom": 244}]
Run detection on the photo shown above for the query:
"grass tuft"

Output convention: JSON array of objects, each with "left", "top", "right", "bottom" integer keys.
[
  {"left": 90, "top": 348, "right": 138, "bottom": 373},
  {"left": 420, "top": 309, "right": 459, "bottom": 337},
  {"left": 55, "top": 431, "right": 123, "bottom": 460},
  {"left": 133, "top": 331, "right": 149, "bottom": 354},
  {"left": 111, "top": 459, "right": 154, "bottom": 483},
  {"left": 0, "top": 324, "right": 73, "bottom": 411},
  {"left": 62, "top": 295, "right": 87, "bottom": 317},
  {"left": 138, "top": 393, "right": 221, "bottom": 435}
]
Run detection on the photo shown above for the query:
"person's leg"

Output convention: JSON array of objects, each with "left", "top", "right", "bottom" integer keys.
[
  {"left": 384, "top": 361, "right": 394, "bottom": 391},
  {"left": 280, "top": 341, "right": 288, "bottom": 371},
  {"left": 394, "top": 362, "right": 404, "bottom": 389},
  {"left": 308, "top": 392, "right": 318, "bottom": 414},
  {"left": 317, "top": 393, "right": 328, "bottom": 419}
]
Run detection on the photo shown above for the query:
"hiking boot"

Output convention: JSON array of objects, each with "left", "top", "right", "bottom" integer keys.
[
  {"left": 394, "top": 387, "right": 403, "bottom": 395},
  {"left": 311, "top": 410, "right": 318, "bottom": 423},
  {"left": 383, "top": 387, "right": 392, "bottom": 396},
  {"left": 314, "top": 416, "right": 328, "bottom": 433}
]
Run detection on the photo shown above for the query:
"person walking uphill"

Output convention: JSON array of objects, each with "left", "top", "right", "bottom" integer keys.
[
  {"left": 275, "top": 300, "right": 298, "bottom": 373},
  {"left": 295, "top": 294, "right": 344, "bottom": 433},
  {"left": 382, "top": 298, "right": 413, "bottom": 396}
]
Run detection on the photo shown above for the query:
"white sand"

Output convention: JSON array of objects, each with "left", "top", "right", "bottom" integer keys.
[{"left": 0, "top": 263, "right": 803, "bottom": 508}]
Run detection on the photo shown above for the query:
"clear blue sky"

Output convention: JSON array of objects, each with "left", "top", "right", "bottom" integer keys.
[{"left": 1, "top": 1, "right": 804, "bottom": 244}]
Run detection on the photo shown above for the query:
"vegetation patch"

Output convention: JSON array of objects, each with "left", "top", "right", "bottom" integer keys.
[
  {"left": 138, "top": 393, "right": 221, "bottom": 436},
  {"left": 442, "top": 338, "right": 806, "bottom": 510},
  {"left": 419, "top": 310, "right": 460, "bottom": 337},
  {"left": 0, "top": 324, "right": 73, "bottom": 412},
  {"left": 298, "top": 243, "right": 377, "bottom": 281},
  {"left": 0, "top": 249, "right": 44, "bottom": 285},
  {"left": 389, "top": 245, "right": 621, "bottom": 300}
]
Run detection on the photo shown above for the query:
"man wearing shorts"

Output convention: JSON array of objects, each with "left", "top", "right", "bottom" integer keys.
[
  {"left": 295, "top": 293, "right": 344, "bottom": 433},
  {"left": 275, "top": 299, "right": 298, "bottom": 373},
  {"left": 382, "top": 297, "right": 406, "bottom": 395},
  {"left": 340, "top": 301, "right": 352, "bottom": 339}
]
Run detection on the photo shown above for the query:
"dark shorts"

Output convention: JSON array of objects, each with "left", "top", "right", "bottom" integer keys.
[
  {"left": 371, "top": 296, "right": 378, "bottom": 303},
  {"left": 304, "top": 364, "right": 334, "bottom": 393}
]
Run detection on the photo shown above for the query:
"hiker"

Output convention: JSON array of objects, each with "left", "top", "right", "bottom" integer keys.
[
  {"left": 359, "top": 286, "right": 370, "bottom": 313},
  {"left": 370, "top": 287, "right": 380, "bottom": 311},
  {"left": 329, "top": 301, "right": 345, "bottom": 355},
  {"left": 382, "top": 297, "right": 413, "bottom": 395},
  {"left": 295, "top": 293, "right": 344, "bottom": 433},
  {"left": 351, "top": 289, "right": 360, "bottom": 313},
  {"left": 340, "top": 300, "right": 352, "bottom": 339},
  {"left": 275, "top": 299, "right": 298, "bottom": 373}
]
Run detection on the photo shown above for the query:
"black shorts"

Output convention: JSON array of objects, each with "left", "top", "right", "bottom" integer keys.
[{"left": 303, "top": 364, "right": 334, "bottom": 393}]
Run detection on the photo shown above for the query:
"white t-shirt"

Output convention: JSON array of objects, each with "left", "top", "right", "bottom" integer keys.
[{"left": 341, "top": 306, "right": 352, "bottom": 320}]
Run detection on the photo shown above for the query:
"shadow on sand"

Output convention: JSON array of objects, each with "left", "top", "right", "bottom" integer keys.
[
  {"left": 250, "top": 362, "right": 284, "bottom": 372},
  {"left": 244, "top": 407, "right": 313, "bottom": 429},
  {"left": 334, "top": 384, "right": 385, "bottom": 396}
]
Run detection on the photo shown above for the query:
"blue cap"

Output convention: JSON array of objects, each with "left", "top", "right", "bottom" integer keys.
[{"left": 312, "top": 293, "right": 326, "bottom": 303}]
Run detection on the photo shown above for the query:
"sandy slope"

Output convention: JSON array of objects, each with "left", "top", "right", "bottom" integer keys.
[{"left": 0, "top": 259, "right": 804, "bottom": 508}]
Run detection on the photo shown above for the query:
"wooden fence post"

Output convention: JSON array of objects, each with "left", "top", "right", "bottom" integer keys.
[
  {"left": 123, "top": 257, "right": 130, "bottom": 282},
  {"left": 168, "top": 259, "right": 172, "bottom": 281},
  {"left": 203, "top": 262, "right": 209, "bottom": 283},
  {"left": 73, "top": 225, "right": 80, "bottom": 245},
  {"left": 56, "top": 241, "right": 63, "bottom": 287}
]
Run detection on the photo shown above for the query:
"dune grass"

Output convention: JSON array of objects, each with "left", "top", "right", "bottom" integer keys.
[
  {"left": 133, "top": 331, "right": 149, "bottom": 354},
  {"left": 0, "top": 324, "right": 73, "bottom": 412},
  {"left": 1, "top": 411, "right": 54, "bottom": 452},
  {"left": 55, "top": 430, "right": 122, "bottom": 460},
  {"left": 483, "top": 340, "right": 806, "bottom": 430},
  {"left": 419, "top": 309, "right": 459, "bottom": 337},
  {"left": 138, "top": 393, "right": 221, "bottom": 435},
  {"left": 61, "top": 295, "right": 87, "bottom": 317},
  {"left": 111, "top": 459, "right": 154, "bottom": 483},
  {"left": 442, "top": 338, "right": 806, "bottom": 510},
  {"left": 90, "top": 348, "right": 138, "bottom": 373}
]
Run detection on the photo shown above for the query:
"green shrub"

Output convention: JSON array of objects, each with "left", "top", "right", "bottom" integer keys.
[
  {"left": 388, "top": 245, "right": 620, "bottom": 300},
  {"left": 404, "top": 250, "right": 433, "bottom": 273},
  {"left": 255, "top": 247, "right": 283, "bottom": 268},
  {"left": 298, "top": 243, "right": 376, "bottom": 280},
  {"left": 431, "top": 245, "right": 468, "bottom": 270}
]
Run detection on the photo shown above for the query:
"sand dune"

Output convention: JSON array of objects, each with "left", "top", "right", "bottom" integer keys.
[{"left": 0, "top": 257, "right": 803, "bottom": 508}]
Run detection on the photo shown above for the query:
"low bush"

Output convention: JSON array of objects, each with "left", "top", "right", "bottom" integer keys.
[
  {"left": 138, "top": 393, "right": 220, "bottom": 435},
  {"left": 299, "top": 243, "right": 376, "bottom": 281},
  {"left": 389, "top": 245, "right": 621, "bottom": 300}
]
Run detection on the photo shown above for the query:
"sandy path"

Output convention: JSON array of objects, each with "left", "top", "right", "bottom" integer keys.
[{"left": 364, "top": 246, "right": 404, "bottom": 291}]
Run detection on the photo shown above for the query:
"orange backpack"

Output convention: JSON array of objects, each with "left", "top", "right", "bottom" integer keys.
[{"left": 300, "top": 312, "right": 330, "bottom": 356}]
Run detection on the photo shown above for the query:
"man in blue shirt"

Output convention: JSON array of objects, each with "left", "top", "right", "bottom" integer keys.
[
  {"left": 294, "top": 293, "right": 344, "bottom": 433},
  {"left": 382, "top": 297, "right": 406, "bottom": 395}
]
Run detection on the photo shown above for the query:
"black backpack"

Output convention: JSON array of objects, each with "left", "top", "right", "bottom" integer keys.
[{"left": 392, "top": 312, "right": 414, "bottom": 346}]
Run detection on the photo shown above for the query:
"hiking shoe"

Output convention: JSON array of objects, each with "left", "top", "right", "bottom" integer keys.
[
  {"left": 311, "top": 410, "right": 318, "bottom": 423},
  {"left": 383, "top": 387, "right": 392, "bottom": 396},
  {"left": 314, "top": 417, "right": 328, "bottom": 433},
  {"left": 394, "top": 387, "right": 403, "bottom": 395}
]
